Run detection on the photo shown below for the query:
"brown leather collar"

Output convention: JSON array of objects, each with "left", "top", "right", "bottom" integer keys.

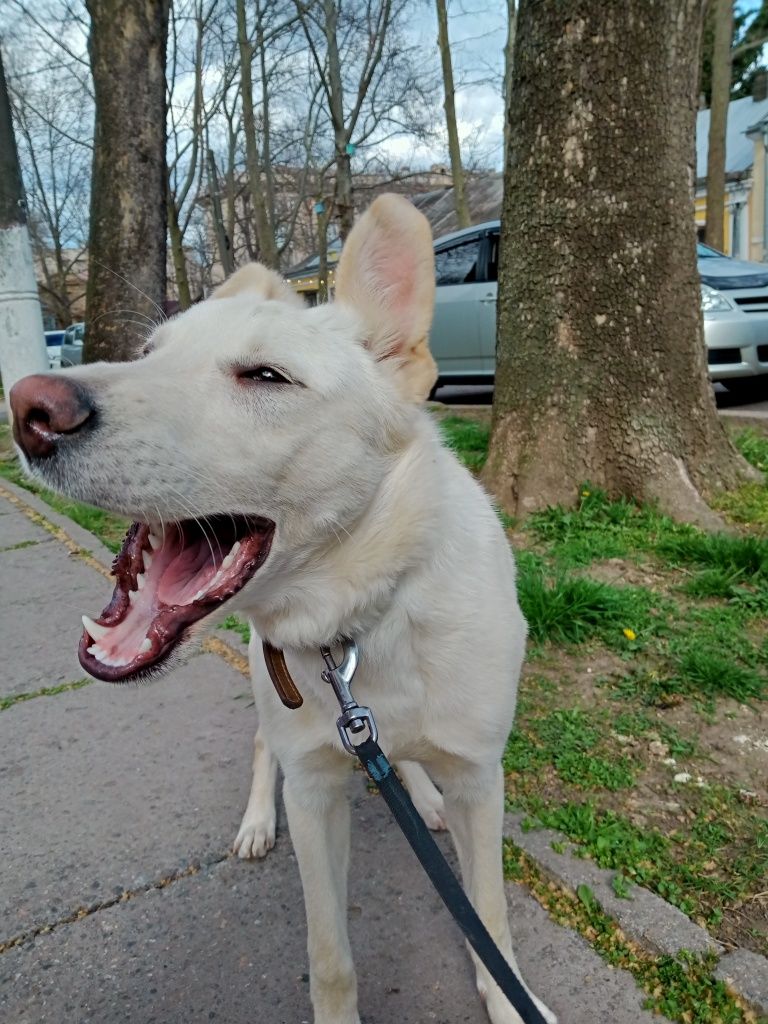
[{"left": 262, "top": 641, "right": 304, "bottom": 709}]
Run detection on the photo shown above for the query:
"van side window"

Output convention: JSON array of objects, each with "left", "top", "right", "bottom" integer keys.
[{"left": 434, "top": 239, "right": 480, "bottom": 286}]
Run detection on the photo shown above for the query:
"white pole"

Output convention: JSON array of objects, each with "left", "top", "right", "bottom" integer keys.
[{"left": 0, "top": 53, "right": 49, "bottom": 411}]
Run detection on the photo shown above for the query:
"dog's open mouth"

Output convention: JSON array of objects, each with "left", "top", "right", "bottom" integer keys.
[{"left": 79, "top": 515, "right": 274, "bottom": 682}]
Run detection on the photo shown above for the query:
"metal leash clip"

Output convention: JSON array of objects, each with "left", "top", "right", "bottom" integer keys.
[{"left": 320, "top": 638, "right": 378, "bottom": 754}]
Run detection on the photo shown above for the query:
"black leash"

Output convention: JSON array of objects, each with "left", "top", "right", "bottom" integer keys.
[{"left": 318, "top": 641, "right": 548, "bottom": 1024}]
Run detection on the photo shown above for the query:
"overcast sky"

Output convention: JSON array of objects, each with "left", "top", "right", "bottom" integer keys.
[{"left": 388, "top": 1, "right": 508, "bottom": 171}]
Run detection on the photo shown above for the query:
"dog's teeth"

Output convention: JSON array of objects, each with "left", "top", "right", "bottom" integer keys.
[
  {"left": 192, "top": 589, "right": 206, "bottom": 601},
  {"left": 139, "top": 638, "right": 152, "bottom": 655},
  {"left": 142, "top": 550, "right": 153, "bottom": 570},
  {"left": 128, "top": 589, "right": 138, "bottom": 605},
  {"left": 88, "top": 644, "right": 109, "bottom": 663},
  {"left": 136, "top": 573, "right": 146, "bottom": 591},
  {"left": 82, "top": 615, "right": 109, "bottom": 641},
  {"left": 148, "top": 533, "right": 161, "bottom": 550},
  {"left": 221, "top": 541, "right": 240, "bottom": 570}
]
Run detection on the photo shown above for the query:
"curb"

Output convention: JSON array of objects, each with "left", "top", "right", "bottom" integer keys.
[{"left": 504, "top": 813, "right": 768, "bottom": 1016}]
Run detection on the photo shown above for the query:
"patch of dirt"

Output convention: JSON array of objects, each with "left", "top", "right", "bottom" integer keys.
[
  {"left": 580, "top": 556, "right": 682, "bottom": 590},
  {"left": 663, "top": 700, "right": 768, "bottom": 795}
]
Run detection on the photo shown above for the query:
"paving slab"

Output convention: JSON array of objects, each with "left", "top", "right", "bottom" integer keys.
[
  {"left": 0, "top": 787, "right": 671, "bottom": 1024},
  {"left": 0, "top": 653, "right": 253, "bottom": 939},
  {"left": 0, "top": 498, "right": 52, "bottom": 549},
  {"left": 0, "top": 540, "right": 109, "bottom": 694},
  {"left": 715, "top": 949, "right": 768, "bottom": 1017}
]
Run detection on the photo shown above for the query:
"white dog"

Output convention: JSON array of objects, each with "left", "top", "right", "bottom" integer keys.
[{"left": 10, "top": 195, "right": 556, "bottom": 1024}]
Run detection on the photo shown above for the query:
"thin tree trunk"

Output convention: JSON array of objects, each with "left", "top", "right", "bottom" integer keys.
[
  {"left": 705, "top": 0, "right": 733, "bottom": 251},
  {"left": 503, "top": 1, "right": 516, "bottom": 165},
  {"left": 322, "top": 0, "right": 354, "bottom": 241},
  {"left": 256, "top": 0, "right": 276, "bottom": 241},
  {"left": 483, "top": 0, "right": 756, "bottom": 529},
  {"left": 168, "top": 187, "right": 191, "bottom": 310},
  {"left": 316, "top": 204, "right": 330, "bottom": 304},
  {"left": 435, "top": 0, "right": 470, "bottom": 229},
  {"left": 236, "top": 0, "right": 278, "bottom": 269},
  {"left": 207, "top": 147, "right": 234, "bottom": 277},
  {"left": 84, "top": 0, "right": 169, "bottom": 362}
]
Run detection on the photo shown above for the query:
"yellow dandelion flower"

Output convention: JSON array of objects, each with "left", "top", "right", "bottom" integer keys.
[
  {"left": 623, "top": 628, "right": 637, "bottom": 641},
  {"left": 581, "top": 490, "right": 590, "bottom": 498}
]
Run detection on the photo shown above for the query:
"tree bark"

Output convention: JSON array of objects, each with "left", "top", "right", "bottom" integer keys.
[
  {"left": 84, "top": 0, "right": 169, "bottom": 362},
  {"left": 236, "top": 0, "right": 279, "bottom": 269},
  {"left": 483, "top": 0, "right": 757, "bottom": 529},
  {"left": 435, "top": 0, "right": 470, "bottom": 229},
  {"left": 705, "top": 0, "right": 733, "bottom": 250}
]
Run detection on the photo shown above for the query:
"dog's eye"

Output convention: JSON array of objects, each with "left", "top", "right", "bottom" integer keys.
[{"left": 238, "top": 366, "right": 292, "bottom": 384}]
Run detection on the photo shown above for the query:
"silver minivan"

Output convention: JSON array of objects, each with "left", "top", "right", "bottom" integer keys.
[{"left": 429, "top": 224, "right": 768, "bottom": 398}]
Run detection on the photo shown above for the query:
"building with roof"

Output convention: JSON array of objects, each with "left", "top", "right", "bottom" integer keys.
[{"left": 695, "top": 87, "right": 768, "bottom": 260}]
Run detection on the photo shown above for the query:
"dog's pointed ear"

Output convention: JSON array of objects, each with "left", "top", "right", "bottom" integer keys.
[
  {"left": 210, "top": 263, "right": 304, "bottom": 307},
  {"left": 334, "top": 195, "right": 437, "bottom": 403}
]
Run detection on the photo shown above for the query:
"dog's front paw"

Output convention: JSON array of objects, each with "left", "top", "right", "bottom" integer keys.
[{"left": 233, "top": 812, "right": 276, "bottom": 859}]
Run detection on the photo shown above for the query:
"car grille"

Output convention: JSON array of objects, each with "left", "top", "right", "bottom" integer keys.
[
  {"left": 732, "top": 294, "right": 768, "bottom": 313},
  {"left": 708, "top": 348, "right": 741, "bottom": 365}
]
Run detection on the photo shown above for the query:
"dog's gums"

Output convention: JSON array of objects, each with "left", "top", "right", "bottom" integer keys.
[{"left": 79, "top": 515, "right": 274, "bottom": 681}]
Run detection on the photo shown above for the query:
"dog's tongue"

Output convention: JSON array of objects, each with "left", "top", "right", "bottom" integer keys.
[{"left": 78, "top": 518, "right": 272, "bottom": 680}]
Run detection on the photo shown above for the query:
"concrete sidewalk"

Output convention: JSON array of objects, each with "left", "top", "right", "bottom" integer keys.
[{"left": 0, "top": 483, "right": 671, "bottom": 1024}]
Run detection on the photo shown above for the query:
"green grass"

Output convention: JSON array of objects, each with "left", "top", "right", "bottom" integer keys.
[
  {"left": 657, "top": 531, "right": 768, "bottom": 579},
  {"left": 438, "top": 415, "right": 490, "bottom": 472},
  {"left": 526, "top": 486, "right": 694, "bottom": 567},
  {"left": 0, "top": 678, "right": 92, "bottom": 711},
  {"left": 714, "top": 428, "right": 768, "bottom": 529},
  {"left": 516, "top": 551, "right": 670, "bottom": 649},
  {"left": 219, "top": 614, "right": 250, "bottom": 644},
  {"left": 733, "top": 426, "right": 768, "bottom": 472}
]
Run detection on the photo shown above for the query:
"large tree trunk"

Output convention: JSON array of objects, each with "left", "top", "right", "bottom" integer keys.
[
  {"left": 84, "top": 0, "right": 169, "bottom": 363},
  {"left": 483, "top": 0, "right": 757, "bottom": 529},
  {"left": 704, "top": 0, "right": 733, "bottom": 251},
  {"left": 435, "top": 0, "right": 470, "bottom": 229}
]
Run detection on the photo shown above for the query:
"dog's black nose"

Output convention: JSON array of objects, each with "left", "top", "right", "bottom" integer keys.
[{"left": 9, "top": 374, "right": 96, "bottom": 460}]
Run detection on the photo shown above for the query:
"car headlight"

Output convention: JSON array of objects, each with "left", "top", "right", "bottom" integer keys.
[{"left": 700, "top": 283, "right": 733, "bottom": 314}]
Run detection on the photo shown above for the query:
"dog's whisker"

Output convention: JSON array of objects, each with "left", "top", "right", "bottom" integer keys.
[{"left": 89, "top": 258, "right": 168, "bottom": 322}]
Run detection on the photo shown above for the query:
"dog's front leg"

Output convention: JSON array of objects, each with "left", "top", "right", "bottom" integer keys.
[
  {"left": 284, "top": 769, "right": 359, "bottom": 1024},
  {"left": 234, "top": 726, "right": 278, "bottom": 859},
  {"left": 444, "top": 762, "right": 557, "bottom": 1024}
]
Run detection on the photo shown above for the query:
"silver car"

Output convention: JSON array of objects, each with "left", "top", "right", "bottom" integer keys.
[
  {"left": 60, "top": 322, "right": 85, "bottom": 367},
  {"left": 429, "top": 224, "right": 768, "bottom": 399}
]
